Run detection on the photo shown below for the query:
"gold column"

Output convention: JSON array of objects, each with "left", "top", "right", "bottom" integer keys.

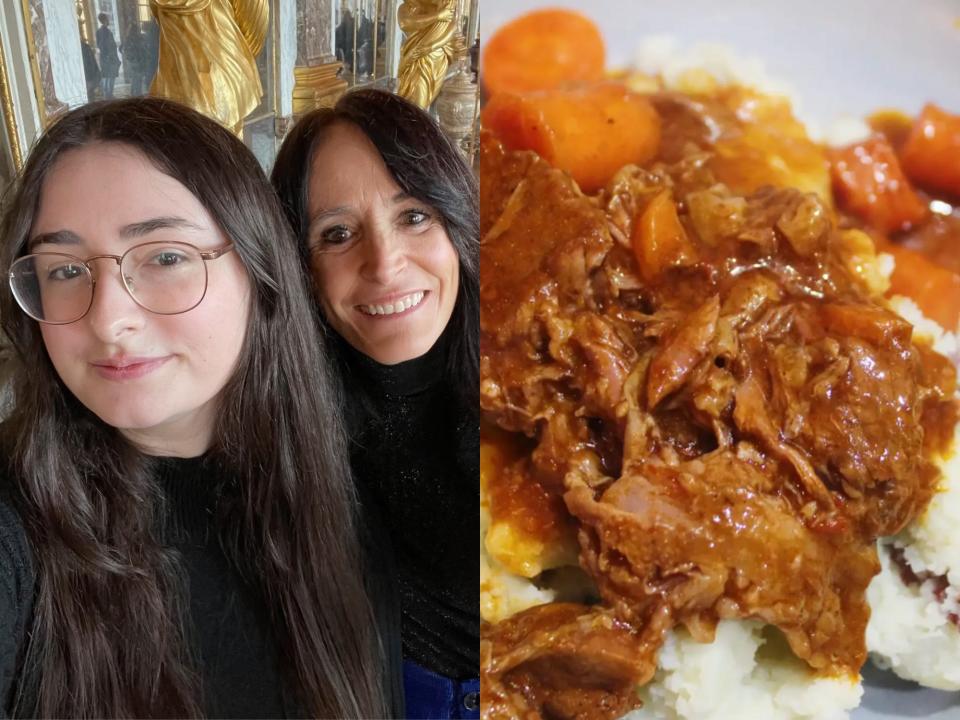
[{"left": 396, "top": 0, "right": 456, "bottom": 109}]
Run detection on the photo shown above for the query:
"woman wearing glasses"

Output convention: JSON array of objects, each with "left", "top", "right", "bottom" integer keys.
[
  {"left": 0, "top": 98, "right": 396, "bottom": 717},
  {"left": 271, "top": 90, "right": 479, "bottom": 720}
]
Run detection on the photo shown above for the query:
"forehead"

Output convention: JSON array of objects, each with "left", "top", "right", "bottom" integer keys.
[
  {"left": 307, "top": 122, "right": 404, "bottom": 210},
  {"left": 32, "top": 141, "right": 215, "bottom": 238}
]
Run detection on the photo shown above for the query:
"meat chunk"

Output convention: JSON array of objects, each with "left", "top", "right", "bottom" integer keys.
[
  {"left": 481, "top": 604, "right": 662, "bottom": 720},
  {"left": 565, "top": 454, "right": 878, "bottom": 672}
]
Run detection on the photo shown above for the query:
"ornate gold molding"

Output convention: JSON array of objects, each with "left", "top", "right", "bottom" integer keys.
[
  {"left": 76, "top": 0, "right": 94, "bottom": 45},
  {"left": 0, "top": 26, "right": 23, "bottom": 171},
  {"left": 292, "top": 60, "right": 346, "bottom": 115},
  {"left": 20, "top": 0, "right": 50, "bottom": 127},
  {"left": 396, "top": 0, "right": 456, "bottom": 109}
]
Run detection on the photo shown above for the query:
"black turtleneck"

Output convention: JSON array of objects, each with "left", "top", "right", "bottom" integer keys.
[
  {"left": 341, "top": 331, "right": 479, "bottom": 680},
  {"left": 0, "top": 455, "right": 290, "bottom": 718},
  {"left": 152, "top": 456, "right": 290, "bottom": 718}
]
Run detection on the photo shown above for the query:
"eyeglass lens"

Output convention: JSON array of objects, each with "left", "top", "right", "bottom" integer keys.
[{"left": 9, "top": 242, "right": 209, "bottom": 324}]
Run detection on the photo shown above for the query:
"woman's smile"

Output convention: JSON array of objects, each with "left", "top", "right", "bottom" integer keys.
[{"left": 356, "top": 290, "right": 427, "bottom": 317}]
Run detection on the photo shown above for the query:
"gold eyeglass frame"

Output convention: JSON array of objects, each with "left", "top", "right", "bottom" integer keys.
[{"left": 9, "top": 241, "right": 235, "bottom": 325}]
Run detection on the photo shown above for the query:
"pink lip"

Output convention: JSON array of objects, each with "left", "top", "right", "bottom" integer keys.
[{"left": 91, "top": 356, "right": 172, "bottom": 381}]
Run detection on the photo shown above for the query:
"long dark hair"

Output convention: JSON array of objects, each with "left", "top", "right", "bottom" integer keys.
[
  {"left": 0, "top": 98, "right": 385, "bottom": 718},
  {"left": 270, "top": 89, "right": 479, "bottom": 418}
]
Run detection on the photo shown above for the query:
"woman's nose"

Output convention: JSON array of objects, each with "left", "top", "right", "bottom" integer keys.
[
  {"left": 84, "top": 259, "right": 146, "bottom": 342},
  {"left": 361, "top": 229, "right": 406, "bottom": 284}
]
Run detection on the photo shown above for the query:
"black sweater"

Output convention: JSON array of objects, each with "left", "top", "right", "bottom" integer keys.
[
  {"left": 341, "top": 331, "right": 479, "bottom": 680},
  {"left": 0, "top": 487, "right": 31, "bottom": 718},
  {"left": 0, "top": 456, "right": 290, "bottom": 718}
]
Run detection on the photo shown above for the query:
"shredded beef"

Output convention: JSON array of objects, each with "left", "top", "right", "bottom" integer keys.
[{"left": 480, "top": 88, "right": 958, "bottom": 719}]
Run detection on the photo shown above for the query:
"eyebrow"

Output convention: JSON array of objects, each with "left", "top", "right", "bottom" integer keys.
[
  {"left": 119, "top": 216, "right": 203, "bottom": 238},
  {"left": 28, "top": 216, "right": 203, "bottom": 250},
  {"left": 309, "top": 206, "right": 350, "bottom": 226},
  {"left": 27, "top": 229, "right": 82, "bottom": 250},
  {"left": 308, "top": 193, "right": 416, "bottom": 227}
]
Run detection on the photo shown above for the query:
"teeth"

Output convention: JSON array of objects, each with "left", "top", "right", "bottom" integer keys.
[{"left": 360, "top": 291, "right": 424, "bottom": 316}]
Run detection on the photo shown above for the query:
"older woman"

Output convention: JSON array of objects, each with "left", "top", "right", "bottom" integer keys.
[{"left": 272, "top": 89, "right": 479, "bottom": 719}]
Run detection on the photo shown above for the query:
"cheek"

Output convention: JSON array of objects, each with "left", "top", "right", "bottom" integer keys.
[
  {"left": 168, "top": 264, "right": 250, "bottom": 365},
  {"left": 421, "top": 232, "right": 460, "bottom": 291},
  {"left": 196, "top": 276, "right": 251, "bottom": 348},
  {"left": 311, "top": 254, "right": 350, "bottom": 313}
]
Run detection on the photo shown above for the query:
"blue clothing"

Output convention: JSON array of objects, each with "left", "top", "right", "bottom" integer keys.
[{"left": 403, "top": 660, "right": 479, "bottom": 720}]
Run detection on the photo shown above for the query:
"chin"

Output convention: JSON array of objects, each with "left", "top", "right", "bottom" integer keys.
[
  {"left": 365, "top": 337, "right": 437, "bottom": 365},
  {"left": 87, "top": 401, "right": 173, "bottom": 433}
]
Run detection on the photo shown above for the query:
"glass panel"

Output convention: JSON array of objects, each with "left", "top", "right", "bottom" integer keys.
[{"left": 336, "top": 0, "right": 386, "bottom": 87}]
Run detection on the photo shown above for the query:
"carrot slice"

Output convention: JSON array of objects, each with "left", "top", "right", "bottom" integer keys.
[
  {"left": 632, "top": 190, "right": 697, "bottom": 282},
  {"left": 481, "top": 83, "right": 661, "bottom": 194},
  {"left": 900, "top": 103, "right": 960, "bottom": 197},
  {"left": 482, "top": 8, "right": 605, "bottom": 97},
  {"left": 829, "top": 135, "right": 928, "bottom": 234},
  {"left": 885, "top": 243, "right": 960, "bottom": 332}
]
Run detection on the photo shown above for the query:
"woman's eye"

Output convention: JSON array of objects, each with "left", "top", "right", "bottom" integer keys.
[
  {"left": 401, "top": 209, "right": 431, "bottom": 226},
  {"left": 48, "top": 264, "right": 85, "bottom": 281},
  {"left": 320, "top": 225, "right": 355, "bottom": 245},
  {"left": 151, "top": 252, "right": 186, "bottom": 267}
]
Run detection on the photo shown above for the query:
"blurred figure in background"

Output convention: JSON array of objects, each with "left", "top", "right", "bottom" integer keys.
[
  {"left": 335, "top": 7, "right": 356, "bottom": 71},
  {"left": 80, "top": 37, "right": 100, "bottom": 102},
  {"left": 96, "top": 13, "right": 120, "bottom": 99},
  {"left": 122, "top": 20, "right": 148, "bottom": 96}
]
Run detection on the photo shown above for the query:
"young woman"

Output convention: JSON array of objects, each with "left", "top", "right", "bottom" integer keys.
[
  {"left": 272, "top": 89, "right": 479, "bottom": 720},
  {"left": 0, "top": 97, "right": 394, "bottom": 718}
]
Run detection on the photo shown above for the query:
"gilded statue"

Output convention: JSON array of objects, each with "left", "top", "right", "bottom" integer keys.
[
  {"left": 397, "top": 0, "right": 457, "bottom": 109},
  {"left": 149, "top": 0, "right": 269, "bottom": 136}
]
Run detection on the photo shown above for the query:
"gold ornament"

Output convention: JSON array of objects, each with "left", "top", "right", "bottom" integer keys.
[
  {"left": 396, "top": 0, "right": 457, "bottom": 109},
  {"left": 293, "top": 61, "right": 348, "bottom": 116},
  {"left": 149, "top": 0, "right": 268, "bottom": 136},
  {"left": 0, "top": 28, "right": 22, "bottom": 170},
  {"left": 229, "top": 0, "right": 269, "bottom": 57}
]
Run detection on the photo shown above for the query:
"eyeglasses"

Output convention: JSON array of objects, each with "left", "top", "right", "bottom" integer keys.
[{"left": 9, "top": 241, "right": 235, "bottom": 324}]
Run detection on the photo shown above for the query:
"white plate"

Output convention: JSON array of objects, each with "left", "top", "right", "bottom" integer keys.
[
  {"left": 480, "top": 1, "right": 960, "bottom": 717},
  {"left": 481, "top": 0, "right": 960, "bottom": 121}
]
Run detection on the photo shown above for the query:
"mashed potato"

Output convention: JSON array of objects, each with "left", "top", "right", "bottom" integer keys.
[
  {"left": 629, "top": 622, "right": 862, "bottom": 720},
  {"left": 865, "top": 295, "right": 960, "bottom": 691}
]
